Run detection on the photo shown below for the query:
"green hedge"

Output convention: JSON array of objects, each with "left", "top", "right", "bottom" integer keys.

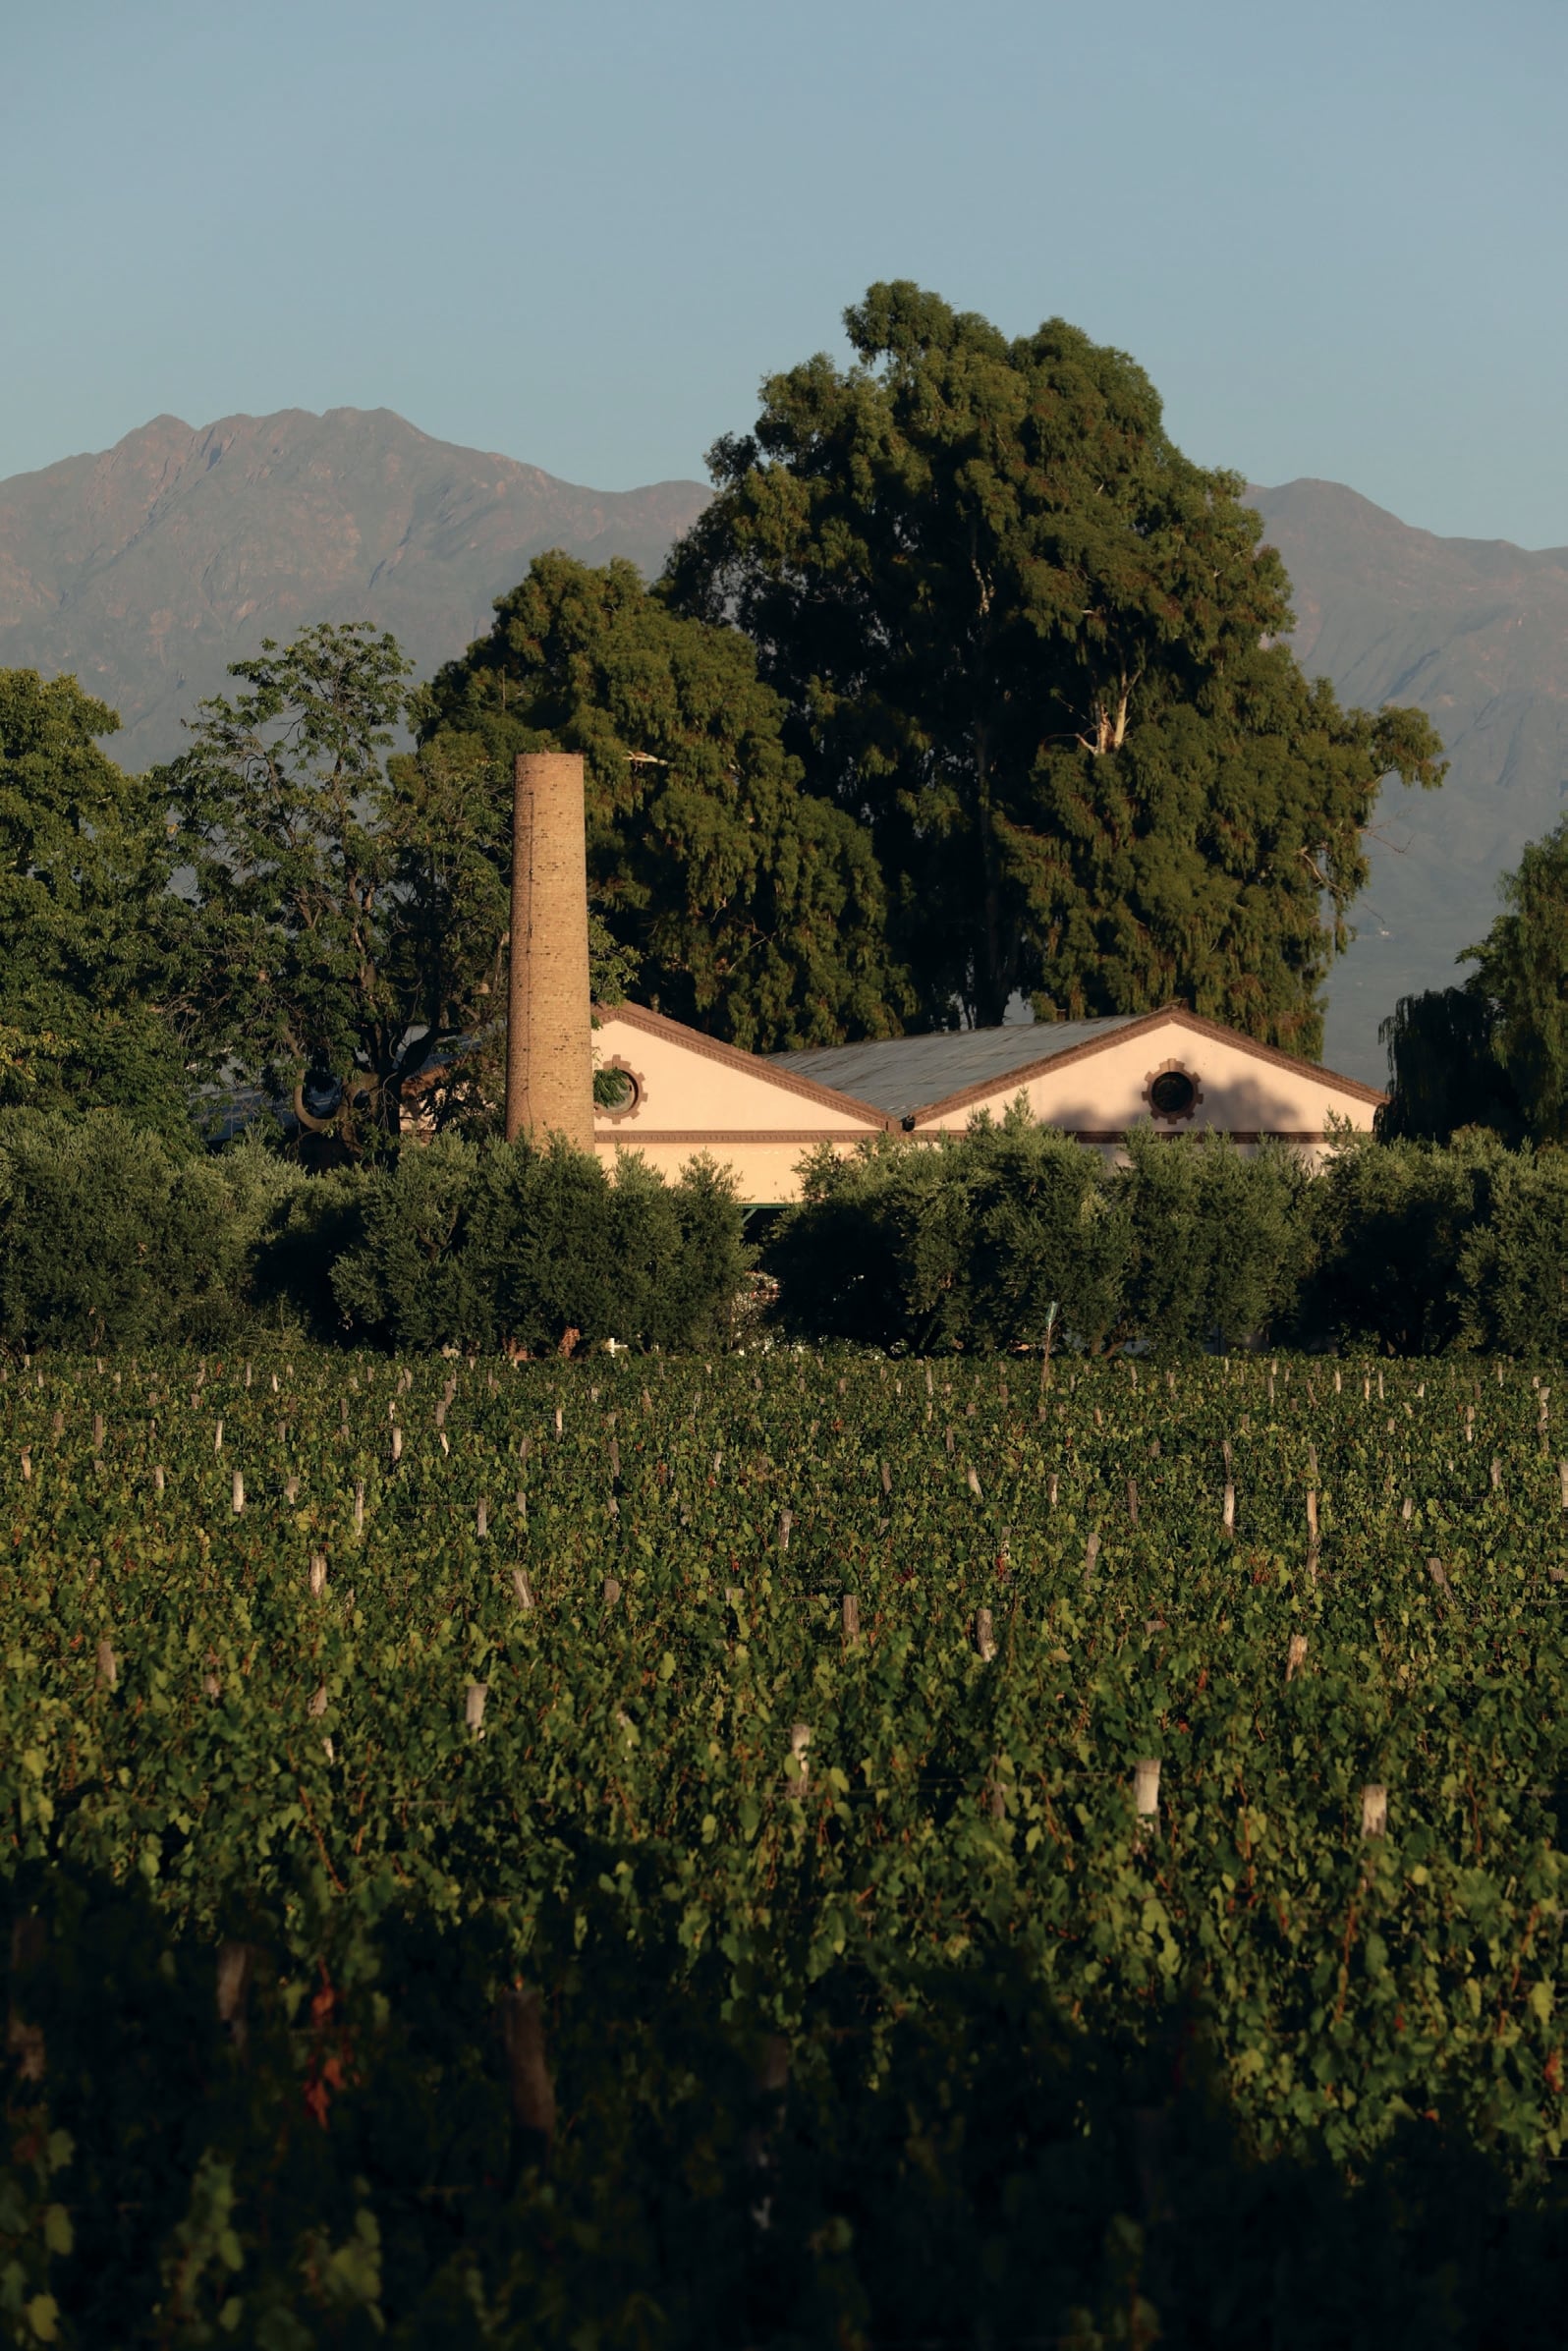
[
  {"left": 0, "top": 1115, "right": 745, "bottom": 1356},
  {"left": 7, "top": 1103, "right": 1568, "bottom": 1359},
  {"left": 768, "top": 1112, "right": 1312, "bottom": 1357},
  {"left": 767, "top": 1113, "right": 1568, "bottom": 1358},
  {"left": 0, "top": 1115, "right": 306, "bottom": 1353},
  {"left": 328, "top": 1133, "right": 745, "bottom": 1353}
]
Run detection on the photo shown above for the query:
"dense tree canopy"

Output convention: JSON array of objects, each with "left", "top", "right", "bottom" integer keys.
[
  {"left": 1375, "top": 987, "right": 1523, "bottom": 1146},
  {"left": 413, "top": 553, "right": 910, "bottom": 1050},
  {"left": 1465, "top": 814, "right": 1568, "bottom": 1145},
  {"left": 162, "top": 623, "right": 517, "bottom": 1147},
  {"left": 1378, "top": 816, "right": 1568, "bottom": 1148},
  {"left": 0, "top": 668, "right": 193, "bottom": 1135},
  {"left": 666, "top": 282, "right": 1446, "bottom": 1050}
]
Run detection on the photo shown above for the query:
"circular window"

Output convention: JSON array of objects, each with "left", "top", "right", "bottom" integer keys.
[
  {"left": 596, "top": 1059, "right": 644, "bottom": 1121},
  {"left": 1149, "top": 1069, "right": 1198, "bottom": 1119},
  {"left": 301, "top": 1068, "right": 344, "bottom": 1120}
]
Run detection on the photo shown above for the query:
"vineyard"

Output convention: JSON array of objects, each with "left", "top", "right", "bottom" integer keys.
[{"left": 5, "top": 1345, "right": 1568, "bottom": 2346}]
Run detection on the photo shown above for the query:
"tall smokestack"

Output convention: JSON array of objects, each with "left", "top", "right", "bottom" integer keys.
[{"left": 505, "top": 751, "right": 594, "bottom": 1148}]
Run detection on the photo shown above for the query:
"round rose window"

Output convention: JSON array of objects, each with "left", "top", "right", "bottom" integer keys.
[{"left": 1149, "top": 1069, "right": 1198, "bottom": 1118}]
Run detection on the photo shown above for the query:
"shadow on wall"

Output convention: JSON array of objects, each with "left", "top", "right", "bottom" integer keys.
[{"left": 924, "top": 1069, "right": 1356, "bottom": 1145}]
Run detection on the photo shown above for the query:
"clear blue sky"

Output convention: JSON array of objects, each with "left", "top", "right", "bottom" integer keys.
[{"left": 3, "top": 0, "right": 1562, "bottom": 543}]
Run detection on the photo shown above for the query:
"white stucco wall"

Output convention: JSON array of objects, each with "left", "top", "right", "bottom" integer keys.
[
  {"left": 591, "top": 1005, "right": 1384, "bottom": 1202},
  {"left": 914, "top": 1013, "right": 1380, "bottom": 1165}
]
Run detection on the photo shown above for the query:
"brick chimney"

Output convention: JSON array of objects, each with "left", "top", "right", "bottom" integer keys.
[{"left": 505, "top": 752, "right": 594, "bottom": 1148}]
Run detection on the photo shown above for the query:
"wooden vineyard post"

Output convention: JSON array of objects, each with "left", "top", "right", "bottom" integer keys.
[
  {"left": 1285, "top": 1633, "right": 1308, "bottom": 1681},
  {"left": 1361, "top": 1784, "right": 1387, "bottom": 1839},
  {"left": 231, "top": 1469, "right": 245, "bottom": 1515},
  {"left": 353, "top": 1482, "right": 364, "bottom": 1537},
  {"left": 841, "top": 1593, "right": 860, "bottom": 1647},
  {"left": 499, "top": 1984, "right": 557, "bottom": 2159},
  {"left": 1222, "top": 1483, "right": 1236, "bottom": 1538},
  {"left": 215, "top": 1941, "right": 254, "bottom": 2052},
  {"left": 976, "top": 1605, "right": 997, "bottom": 1662},
  {"left": 465, "top": 1683, "right": 488, "bottom": 1733},
  {"left": 1133, "top": 1758, "right": 1160, "bottom": 1840},
  {"left": 513, "top": 1566, "right": 534, "bottom": 1610},
  {"left": 1083, "top": 1531, "right": 1100, "bottom": 1592},
  {"left": 308, "top": 1554, "right": 327, "bottom": 1596},
  {"left": 788, "top": 1722, "right": 812, "bottom": 1798},
  {"left": 96, "top": 1640, "right": 117, "bottom": 1689},
  {"left": 1305, "top": 1488, "right": 1318, "bottom": 1574}
]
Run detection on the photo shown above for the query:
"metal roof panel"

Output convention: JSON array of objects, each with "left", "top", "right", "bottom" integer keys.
[{"left": 771, "top": 1016, "right": 1145, "bottom": 1118}]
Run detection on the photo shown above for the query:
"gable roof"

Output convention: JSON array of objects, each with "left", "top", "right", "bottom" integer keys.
[
  {"left": 596, "top": 1000, "right": 894, "bottom": 1128},
  {"left": 774, "top": 1015, "right": 1143, "bottom": 1119},
  {"left": 773, "top": 1005, "right": 1386, "bottom": 1123}
]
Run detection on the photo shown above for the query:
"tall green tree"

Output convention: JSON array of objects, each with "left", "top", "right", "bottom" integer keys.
[
  {"left": 1463, "top": 814, "right": 1568, "bottom": 1144},
  {"left": 1375, "top": 987, "right": 1522, "bottom": 1146},
  {"left": 1378, "top": 818, "right": 1568, "bottom": 1148},
  {"left": 414, "top": 552, "right": 910, "bottom": 1050},
  {"left": 164, "top": 622, "right": 510, "bottom": 1145},
  {"left": 666, "top": 282, "right": 1446, "bottom": 1049},
  {"left": 0, "top": 668, "right": 194, "bottom": 1136}
]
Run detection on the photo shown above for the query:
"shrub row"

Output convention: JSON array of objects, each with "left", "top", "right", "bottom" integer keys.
[
  {"left": 0, "top": 1113, "right": 744, "bottom": 1354},
  {"left": 767, "top": 1112, "right": 1568, "bottom": 1357},
  {"left": 5, "top": 1105, "right": 1567, "bottom": 1358}
]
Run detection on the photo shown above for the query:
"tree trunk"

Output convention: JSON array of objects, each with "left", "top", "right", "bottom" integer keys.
[{"left": 973, "top": 723, "right": 1010, "bottom": 1028}]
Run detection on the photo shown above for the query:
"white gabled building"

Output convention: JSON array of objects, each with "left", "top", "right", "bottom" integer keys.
[{"left": 592, "top": 1001, "right": 1384, "bottom": 1205}]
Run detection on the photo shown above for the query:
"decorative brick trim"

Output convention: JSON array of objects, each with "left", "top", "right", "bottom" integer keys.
[{"left": 595, "top": 1130, "right": 873, "bottom": 1146}]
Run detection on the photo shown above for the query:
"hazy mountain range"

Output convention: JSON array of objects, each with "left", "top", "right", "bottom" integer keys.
[
  {"left": 0, "top": 408, "right": 708, "bottom": 770},
  {"left": 2, "top": 407, "right": 1564, "bottom": 1082}
]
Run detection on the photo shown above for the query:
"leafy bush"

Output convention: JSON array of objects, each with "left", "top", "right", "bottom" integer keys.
[
  {"left": 0, "top": 1112, "right": 311, "bottom": 1351},
  {"left": 1455, "top": 1144, "right": 1568, "bottom": 1357},
  {"left": 771, "top": 1111, "right": 1311, "bottom": 1355},
  {"left": 8, "top": 1865, "right": 1567, "bottom": 2350},
  {"left": 329, "top": 1133, "right": 745, "bottom": 1352},
  {"left": 0, "top": 1123, "right": 345, "bottom": 1363},
  {"left": 1297, "top": 1129, "right": 1493, "bottom": 1355},
  {"left": 1122, "top": 1126, "right": 1313, "bottom": 1357}
]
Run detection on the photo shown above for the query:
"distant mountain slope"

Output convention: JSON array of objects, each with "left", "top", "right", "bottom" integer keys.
[
  {"left": 0, "top": 408, "right": 710, "bottom": 769},
  {"left": 4, "top": 415, "right": 1563, "bottom": 1081},
  {"left": 1248, "top": 480, "right": 1568, "bottom": 1079}
]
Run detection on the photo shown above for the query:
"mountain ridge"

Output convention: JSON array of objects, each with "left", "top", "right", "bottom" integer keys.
[
  {"left": 0, "top": 405, "right": 710, "bottom": 770},
  {"left": 5, "top": 407, "right": 1566, "bottom": 1081},
  {"left": 1246, "top": 477, "right": 1568, "bottom": 1072}
]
